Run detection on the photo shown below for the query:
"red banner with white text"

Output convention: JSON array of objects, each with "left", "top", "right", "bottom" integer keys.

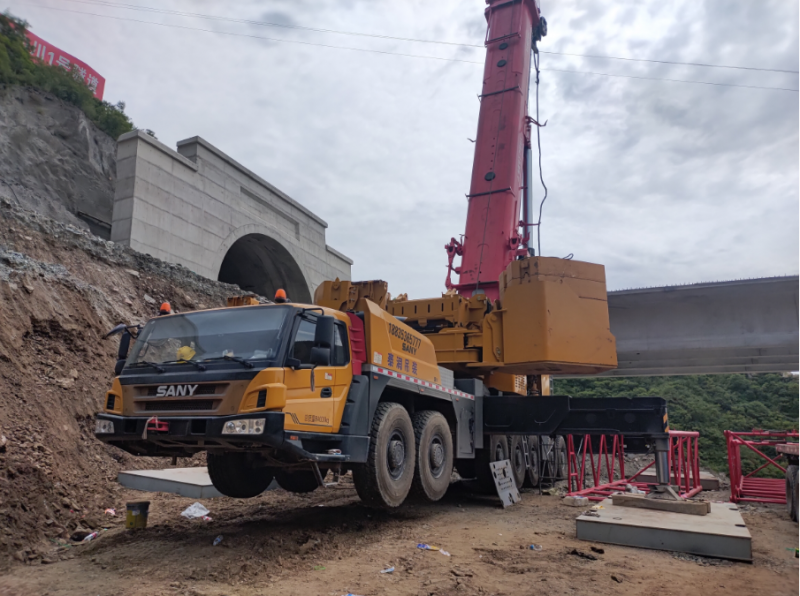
[{"left": 26, "top": 30, "right": 105, "bottom": 100}]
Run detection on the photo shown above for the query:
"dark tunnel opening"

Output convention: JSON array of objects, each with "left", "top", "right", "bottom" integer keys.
[{"left": 218, "top": 233, "right": 311, "bottom": 303}]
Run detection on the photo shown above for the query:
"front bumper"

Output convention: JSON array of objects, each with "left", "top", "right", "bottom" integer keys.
[
  {"left": 95, "top": 412, "right": 287, "bottom": 455},
  {"left": 94, "top": 413, "right": 360, "bottom": 462}
]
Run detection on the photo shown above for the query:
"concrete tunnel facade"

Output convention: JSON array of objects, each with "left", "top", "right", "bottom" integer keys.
[{"left": 110, "top": 131, "right": 351, "bottom": 302}]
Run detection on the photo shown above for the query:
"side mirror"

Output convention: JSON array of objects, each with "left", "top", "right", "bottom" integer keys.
[
  {"left": 314, "top": 315, "right": 335, "bottom": 349},
  {"left": 310, "top": 346, "right": 331, "bottom": 367},
  {"left": 114, "top": 359, "right": 126, "bottom": 376},
  {"left": 118, "top": 331, "right": 132, "bottom": 360}
]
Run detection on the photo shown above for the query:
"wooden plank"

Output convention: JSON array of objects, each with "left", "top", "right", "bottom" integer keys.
[{"left": 611, "top": 493, "right": 710, "bottom": 516}]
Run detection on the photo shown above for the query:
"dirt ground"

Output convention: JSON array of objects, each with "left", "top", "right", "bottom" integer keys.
[
  {"left": 0, "top": 478, "right": 796, "bottom": 596},
  {"left": 0, "top": 202, "right": 797, "bottom": 595}
]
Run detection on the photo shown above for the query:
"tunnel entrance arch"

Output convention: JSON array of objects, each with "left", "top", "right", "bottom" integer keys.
[{"left": 217, "top": 233, "right": 312, "bottom": 303}]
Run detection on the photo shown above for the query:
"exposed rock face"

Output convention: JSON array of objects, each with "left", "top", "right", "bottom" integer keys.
[{"left": 0, "top": 85, "right": 117, "bottom": 238}]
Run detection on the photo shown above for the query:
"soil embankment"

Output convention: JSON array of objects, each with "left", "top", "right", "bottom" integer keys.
[{"left": 0, "top": 199, "right": 236, "bottom": 566}]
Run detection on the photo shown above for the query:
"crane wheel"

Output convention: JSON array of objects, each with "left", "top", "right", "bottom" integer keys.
[
  {"left": 539, "top": 436, "right": 557, "bottom": 485},
  {"left": 410, "top": 411, "right": 454, "bottom": 501},
  {"left": 554, "top": 436, "right": 568, "bottom": 480},
  {"left": 787, "top": 465, "right": 798, "bottom": 522},
  {"left": 207, "top": 452, "right": 274, "bottom": 498},
  {"left": 523, "top": 436, "right": 541, "bottom": 487},
  {"left": 475, "top": 434, "right": 509, "bottom": 493},
  {"left": 507, "top": 436, "right": 527, "bottom": 489},
  {"left": 353, "top": 402, "right": 416, "bottom": 508},
  {"left": 275, "top": 469, "right": 320, "bottom": 494}
]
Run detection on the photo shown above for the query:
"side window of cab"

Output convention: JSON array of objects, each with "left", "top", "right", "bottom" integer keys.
[
  {"left": 332, "top": 322, "right": 350, "bottom": 367},
  {"left": 291, "top": 318, "right": 316, "bottom": 364}
]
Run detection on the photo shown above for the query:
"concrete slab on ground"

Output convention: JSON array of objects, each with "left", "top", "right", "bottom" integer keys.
[
  {"left": 576, "top": 498, "right": 751, "bottom": 561},
  {"left": 633, "top": 469, "right": 721, "bottom": 491},
  {"left": 118, "top": 467, "right": 279, "bottom": 499}
]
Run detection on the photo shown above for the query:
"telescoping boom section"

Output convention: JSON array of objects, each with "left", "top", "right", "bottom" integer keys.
[{"left": 446, "top": 0, "right": 546, "bottom": 301}]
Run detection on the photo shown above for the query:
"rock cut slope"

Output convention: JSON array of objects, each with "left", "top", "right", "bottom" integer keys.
[{"left": 0, "top": 86, "right": 117, "bottom": 238}]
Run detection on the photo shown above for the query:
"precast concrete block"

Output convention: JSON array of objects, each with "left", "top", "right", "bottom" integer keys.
[
  {"left": 110, "top": 217, "right": 132, "bottom": 244},
  {"left": 114, "top": 174, "right": 136, "bottom": 201},
  {"left": 111, "top": 197, "right": 134, "bottom": 223},
  {"left": 115, "top": 155, "right": 138, "bottom": 180}
]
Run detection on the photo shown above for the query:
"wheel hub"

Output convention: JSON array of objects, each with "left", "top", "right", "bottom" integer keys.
[
  {"left": 389, "top": 439, "right": 405, "bottom": 471},
  {"left": 430, "top": 442, "right": 445, "bottom": 469}
]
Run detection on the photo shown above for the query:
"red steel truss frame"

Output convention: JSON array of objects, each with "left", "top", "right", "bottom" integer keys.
[
  {"left": 725, "top": 429, "right": 799, "bottom": 505},
  {"left": 566, "top": 431, "right": 703, "bottom": 501}
]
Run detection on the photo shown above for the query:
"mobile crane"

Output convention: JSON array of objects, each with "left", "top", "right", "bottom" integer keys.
[{"left": 95, "top": 0, "right": 670, "bottom": 508}]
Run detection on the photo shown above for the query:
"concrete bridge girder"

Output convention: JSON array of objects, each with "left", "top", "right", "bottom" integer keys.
[{"left": 601, "top": 276, "right": 799, "bottom": 376}]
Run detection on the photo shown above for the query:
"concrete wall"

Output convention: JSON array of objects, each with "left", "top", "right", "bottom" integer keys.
[
  {"left": 597, "top": 276, "right": 799, "bottom": 376},
  {"left": 111, "top": 130, "right": 351, "bottom": 299}
]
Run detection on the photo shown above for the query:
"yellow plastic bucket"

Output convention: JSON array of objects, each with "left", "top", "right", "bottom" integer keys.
[{"left": 125, "top": 501, "right": 150, "bottom": 529}]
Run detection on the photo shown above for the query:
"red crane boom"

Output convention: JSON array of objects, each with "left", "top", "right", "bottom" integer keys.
[{"left": 445, "top": 0, "right": 545, "bottom": 302}]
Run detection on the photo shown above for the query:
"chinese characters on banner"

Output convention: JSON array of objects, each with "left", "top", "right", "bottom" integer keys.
[{"left": 25, "top": 30, "right": 105, "bottom": 100}]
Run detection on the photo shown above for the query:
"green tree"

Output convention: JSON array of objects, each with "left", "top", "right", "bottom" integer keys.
[
  {"left": 0, "top": 12, "right": 135, "bottom": 139},
  {"left": 553, "top": 374, "right": 799, "bottom": 474}
]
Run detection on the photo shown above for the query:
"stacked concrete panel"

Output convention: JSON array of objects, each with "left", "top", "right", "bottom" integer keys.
[{"left": 111, "top": 130, "right": 351, "bottom": 299}]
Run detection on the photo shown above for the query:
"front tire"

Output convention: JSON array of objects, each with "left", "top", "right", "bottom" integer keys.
[
  {"left": 353, "top": 402, "right": 416, "bottom": 508},
  {"left": 411, "top": 411, "right": 454, "bottom": 501},
  {"left": 207, "top": 452, "right": 274, "bottom": 498},
  {"left": 276, "top": 469, "right": 319, "bottom": 493}
]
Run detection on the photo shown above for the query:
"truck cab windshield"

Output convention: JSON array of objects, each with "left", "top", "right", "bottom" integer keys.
[{"left": 126, "top": 305, "right": 291, "bottom": 368}]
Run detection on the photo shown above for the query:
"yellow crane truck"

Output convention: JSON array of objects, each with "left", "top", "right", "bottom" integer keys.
[
  {"left": 95, "top": 0, "right": 671, "bottom": 507},
  {"left": 95, "top": 261, "right": 668, "bottom": 508}
]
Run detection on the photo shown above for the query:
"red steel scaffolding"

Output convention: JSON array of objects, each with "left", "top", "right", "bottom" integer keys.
[
  {"left": 725, "top": 429, "right": 799, "bottom": 505},
  {"left": 566, "top": 431, "right": 703, "bottom": 501}
]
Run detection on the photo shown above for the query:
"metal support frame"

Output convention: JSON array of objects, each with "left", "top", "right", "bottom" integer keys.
[
  {"left": 725, "top": 429, "right": 799, "bottom": 505},
  {"left": 566, "top": 431, "right": 703, "bottom": 501}
]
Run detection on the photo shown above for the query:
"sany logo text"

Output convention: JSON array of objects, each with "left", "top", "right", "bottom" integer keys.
[{"left": 156, "top": 385, "right": 199, "bottom": 397}]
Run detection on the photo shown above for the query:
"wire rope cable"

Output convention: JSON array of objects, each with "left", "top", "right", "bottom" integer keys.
[
  {"left": 54, "top": 0, "right": 800, "bottom": 74},
  {"left": 533, "top": 48, "right": 548, "bottom": 258},
  {"left": 22, "top": 3, "right": 800, "bottom": 92}
]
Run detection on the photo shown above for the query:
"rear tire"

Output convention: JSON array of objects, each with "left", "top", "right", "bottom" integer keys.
[
  {"left": 353, "top": 402, "right": 415, "bottom": 508},
  {"left": 554, "top": 436, "right": 568, "bottom": 480},
  {"left": 275, "top": 469, "right": 319, "bottom": 493},
  {"left": 475, "top": 434, "right": 509, "bottom": 493},
  {"left": 207, "top": 453, "right": 274, "bottom": 498},
  {"left": 523, "top": 436, "right": 541, "bottom": 487},
  {"left": 507, "top": 436, "right": 527, "bottom": 489},
  {"left": 540, "top": 436, "right": 556, "bottom": 485},
  {"left": 787, "top": 464, "right": 798, "bottom": 522},
  {"left": 411, "top": 411, "right": 454, "bottom": 501}
]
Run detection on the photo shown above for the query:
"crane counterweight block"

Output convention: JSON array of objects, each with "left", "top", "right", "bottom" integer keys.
[{"left": 389, "top": 256, "right": 618, "bottom": 377}]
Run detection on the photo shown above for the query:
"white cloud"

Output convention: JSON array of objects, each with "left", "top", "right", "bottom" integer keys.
[{"left": 10, "top": 0, "right": 798, "bottom": 296}]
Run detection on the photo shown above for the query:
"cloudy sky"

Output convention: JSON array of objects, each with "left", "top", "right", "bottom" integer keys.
[{"left": 9, "top": 0, "right": 799, "bottom": 298}]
